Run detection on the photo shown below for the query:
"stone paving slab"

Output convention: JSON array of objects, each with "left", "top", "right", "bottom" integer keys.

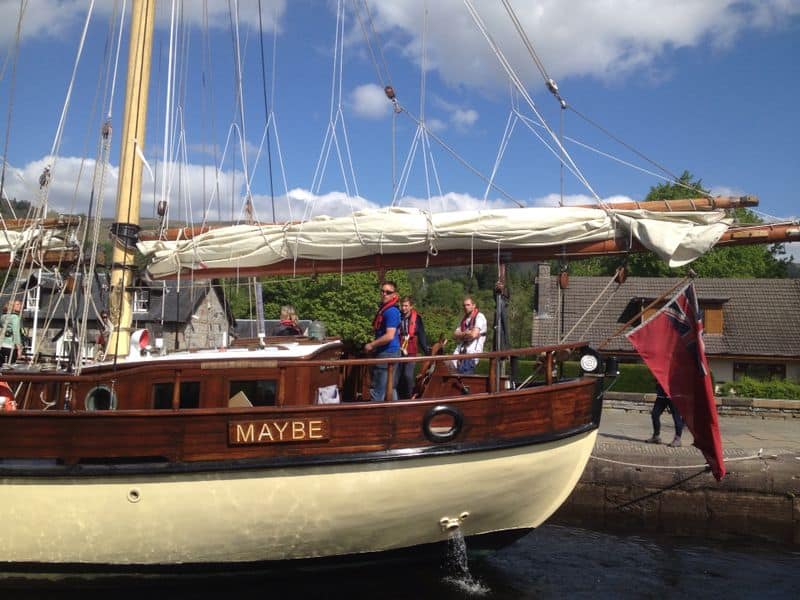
[{"left": 552, "top": 405, "right": 800, "bottom": 544}]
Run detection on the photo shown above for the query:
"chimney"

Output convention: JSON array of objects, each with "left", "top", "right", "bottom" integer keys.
[
  {"left": 531, "top": 263, "right": 552, "bottom": 346},
  {"left": 534, "top": 263, "right": 551, "bottom": 318}
]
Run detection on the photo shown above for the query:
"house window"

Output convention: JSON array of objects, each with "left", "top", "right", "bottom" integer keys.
[
  {"left": 133, "top": 289, "right": 150, "bottom": 313},
  {"left": 229, "top": 379, "right": 277, "bottom": 407},
  {"left": 703, "top": 306, "right": 723, "bottom": 334},
  {"left": 25, "top": 287, "right": 40, "bottom": 311},
  {"left": 732, "top": 363, "right": 786, "bottom": 381},
  {"left": 152, "top": 381, "right": 201, "bottom": 409},
  {"left": 639, "top": 301, "right": 723, "bottom": 334}
]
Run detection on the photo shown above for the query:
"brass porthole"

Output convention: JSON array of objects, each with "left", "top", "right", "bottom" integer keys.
[{"left": 84, "top": 385, "right": 117, "bottom": 411}]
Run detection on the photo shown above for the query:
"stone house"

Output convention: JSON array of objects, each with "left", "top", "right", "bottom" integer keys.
[
  {"left": 0, "top": 271, "right": 109, "bottom": 364},
  {"left": 130, "top": 279, "right": 236, "bottom": 352},
  {"left": 4, "top": 274, "right": 235, "bottom": 362},
  {"left": 530, "top": 264, "right": 800, "bottom": 383}
]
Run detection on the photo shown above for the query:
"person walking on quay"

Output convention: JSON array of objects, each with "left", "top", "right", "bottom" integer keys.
[
  {"left": 646, "top": 382, "right": 684, "bottom": 447},
  {"left": 451, "top": 296, "right": 487, "bottom": 374},
  {"left": 396, "top": 295, "right": 430, "bottom": 399},
  {"left": 0, "top": 299, "right": 23, "bottom": 367},
  {"left": 363, "top": 281, "right": 401, "bottom": 401}
]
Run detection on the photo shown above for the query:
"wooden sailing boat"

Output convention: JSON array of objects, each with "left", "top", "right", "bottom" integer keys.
[{"left": 0, "top": 0, "right": 798, "bottom": 578}]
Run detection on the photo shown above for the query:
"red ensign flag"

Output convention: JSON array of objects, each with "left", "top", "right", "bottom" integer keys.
[{"left": 626, "top": 283, "right": 726, "bottom": 480}]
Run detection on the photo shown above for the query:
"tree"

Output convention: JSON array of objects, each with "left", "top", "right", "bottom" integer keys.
[
  {"left": 568, "top": 171, "right": 789, "bottom": 278},
  {"left": 257, "top": 270, "right": 411, "bottom": 347}
]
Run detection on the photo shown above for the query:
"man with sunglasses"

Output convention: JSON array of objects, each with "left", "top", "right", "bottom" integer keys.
[{"left": 364, "top": 281, "right": 401, "bottom": 401}]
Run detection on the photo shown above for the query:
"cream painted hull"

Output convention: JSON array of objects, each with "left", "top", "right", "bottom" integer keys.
[{"left": 2, "top": 430, "right": 596, "bottom": 567}]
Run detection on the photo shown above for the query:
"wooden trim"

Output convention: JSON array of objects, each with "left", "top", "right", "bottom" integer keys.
[{"left": 171, "top": 370, "right": 181, "bottom": 410}]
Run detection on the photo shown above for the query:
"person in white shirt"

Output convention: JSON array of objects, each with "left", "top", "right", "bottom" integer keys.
[{"left": 451, "top": 296, "right": 486, "bottom": 374}]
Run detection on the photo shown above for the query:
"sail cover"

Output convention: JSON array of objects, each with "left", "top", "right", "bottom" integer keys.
[
  {"left": 138, "top": 206, "right": 731, "bottom": 278},
  {"left": 0, "top": 228, "right": 74, "bottom": 255}
]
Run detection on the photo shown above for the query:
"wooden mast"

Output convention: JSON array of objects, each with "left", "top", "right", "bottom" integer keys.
[{"left": 107, "top": 0, "right": 155, "bottom": 357}]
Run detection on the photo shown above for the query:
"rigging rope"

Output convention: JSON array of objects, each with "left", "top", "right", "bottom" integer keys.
[
  {"left": 566, "top": 104, "right": 711, "bottom": 199},
  {"left": 499, "top": 0, "right": 709, "bottom": 199},
  {"left": 463, "top": 0, "right": 600, "bottom": 203},
  {"left": 308, "top": 0, "right": 360, "bottom": 222},
  {"left": 0, "top": 0, "right": 27, "bottom": 214},
  {"left": 257, "top": 0, "right": 277, "bottom": 222},
  {"left": 559, "top": 270, "right": 623, "bottom": 344},
  {"left": 68, "top": 1, "right": 126, "bottom": 369}
]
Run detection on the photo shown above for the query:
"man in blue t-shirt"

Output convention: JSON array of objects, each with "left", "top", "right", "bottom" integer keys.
[{"left": 364, "top": 280, "right": 401, "bottom": 401}]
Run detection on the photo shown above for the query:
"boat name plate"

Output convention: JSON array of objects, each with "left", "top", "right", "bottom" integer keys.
[{"left": 229, "top": 418, "right": 330, "bottom": 445}]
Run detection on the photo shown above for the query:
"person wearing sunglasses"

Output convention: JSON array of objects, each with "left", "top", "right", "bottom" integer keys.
[{"left": 364, "top": 281, "right": 401, "bottom": 401}]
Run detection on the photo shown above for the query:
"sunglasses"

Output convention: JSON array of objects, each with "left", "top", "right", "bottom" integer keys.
[{"left": 381, "top": 289, "right": 395, "bottom": 295}]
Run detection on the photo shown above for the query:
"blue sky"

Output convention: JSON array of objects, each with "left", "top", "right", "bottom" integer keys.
[{"left": 0, "top": 1, "right": 798, "bottom": 256}]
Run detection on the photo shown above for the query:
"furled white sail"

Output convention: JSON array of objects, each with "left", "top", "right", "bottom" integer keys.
[
  {"left": 0, "top": 228, "right": 74, "bottom": 255},
  {"left": 138, "top": 206, "right": 731, "bottom": 278}
]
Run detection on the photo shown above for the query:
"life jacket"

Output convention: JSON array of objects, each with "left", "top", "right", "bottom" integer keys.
[
  {"left": 275, "top": 319, "right": 302, "bottom": 336},
  {"left": 460, "top": 307, "right": 479, "bottom": 333},
  {"left": 372, "top": 296, "right": 399, "bottom": 333},
  {"left": 400, "top": 309, "right": 418, "bottom": 355}
]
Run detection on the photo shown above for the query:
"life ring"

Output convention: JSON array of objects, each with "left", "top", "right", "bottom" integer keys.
[{"left": 422, "top": 405, "right": 463, "bottom": 443}]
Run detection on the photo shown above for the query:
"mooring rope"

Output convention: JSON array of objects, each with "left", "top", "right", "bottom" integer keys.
[{"left": 589, "top": 448, "right": 777, "bottom": 471}]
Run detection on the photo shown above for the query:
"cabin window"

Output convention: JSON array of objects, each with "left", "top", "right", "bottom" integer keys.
[
  {"left": 229, "top": 379, "right": 277, "bottom": 407},
  {"left": 85, "top": 385, "right": 117, "bottom": 411},
  {"left": 152, "top": 381, "right": 201, "bottom": 409},
  {"left": 133, "top": 289, "right": 150, "bottom": 313}
]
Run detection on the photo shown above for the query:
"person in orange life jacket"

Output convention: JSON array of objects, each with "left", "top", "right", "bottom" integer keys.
[
  {"left": 274, "top": 305, "right": 303, "bottom": 336},
  {"left": 396, "top": 295, "right": 430, "bottom": 399},
  {"left": 363, "top": 281, "right": 401, "bottom": 401},
  {"left": 451, "top": 296, "right": 486, "bottom": 374}
]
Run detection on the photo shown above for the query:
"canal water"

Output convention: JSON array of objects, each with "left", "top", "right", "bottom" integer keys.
[{"left": 12, "top": 524, "right": 800, "bottom": 599}]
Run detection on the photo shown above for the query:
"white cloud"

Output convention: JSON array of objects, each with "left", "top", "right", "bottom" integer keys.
[
  {"left": 350, "top": 84, "right": 392, "bottom": 119},
  {"left": 450, "top": 108, "right": 478, "bottom": 129},
  {"left": 273, "top": 188, "right": 378, "bottom": 221},
  {"left": 0, "top": 0, "right": 288, "bottom": 48},
  {"left": 391, "top": 190, "right": 633, "bottom": 211},
  {"left": 709, "top": 185, "right": 746, "bottom": 198},
  {"left": 426, "top": 118, "right": 447, "bottom": 133},
  {"left": 360, "top": 0, "right": 800, "bottom": 90},
  {"left": 0, "top": 1, "right": 82, "bottom": 47},
  {"left": 2, "top": 154, "right": 246, "bottom": 224},
  {"left": 531, "top": 192, "right": 634, "bottom": 207}
]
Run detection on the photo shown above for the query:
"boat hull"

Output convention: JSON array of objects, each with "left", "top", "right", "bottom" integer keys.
[{"left": 1, "top": 429, "right": 596, "bottom": 571}]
